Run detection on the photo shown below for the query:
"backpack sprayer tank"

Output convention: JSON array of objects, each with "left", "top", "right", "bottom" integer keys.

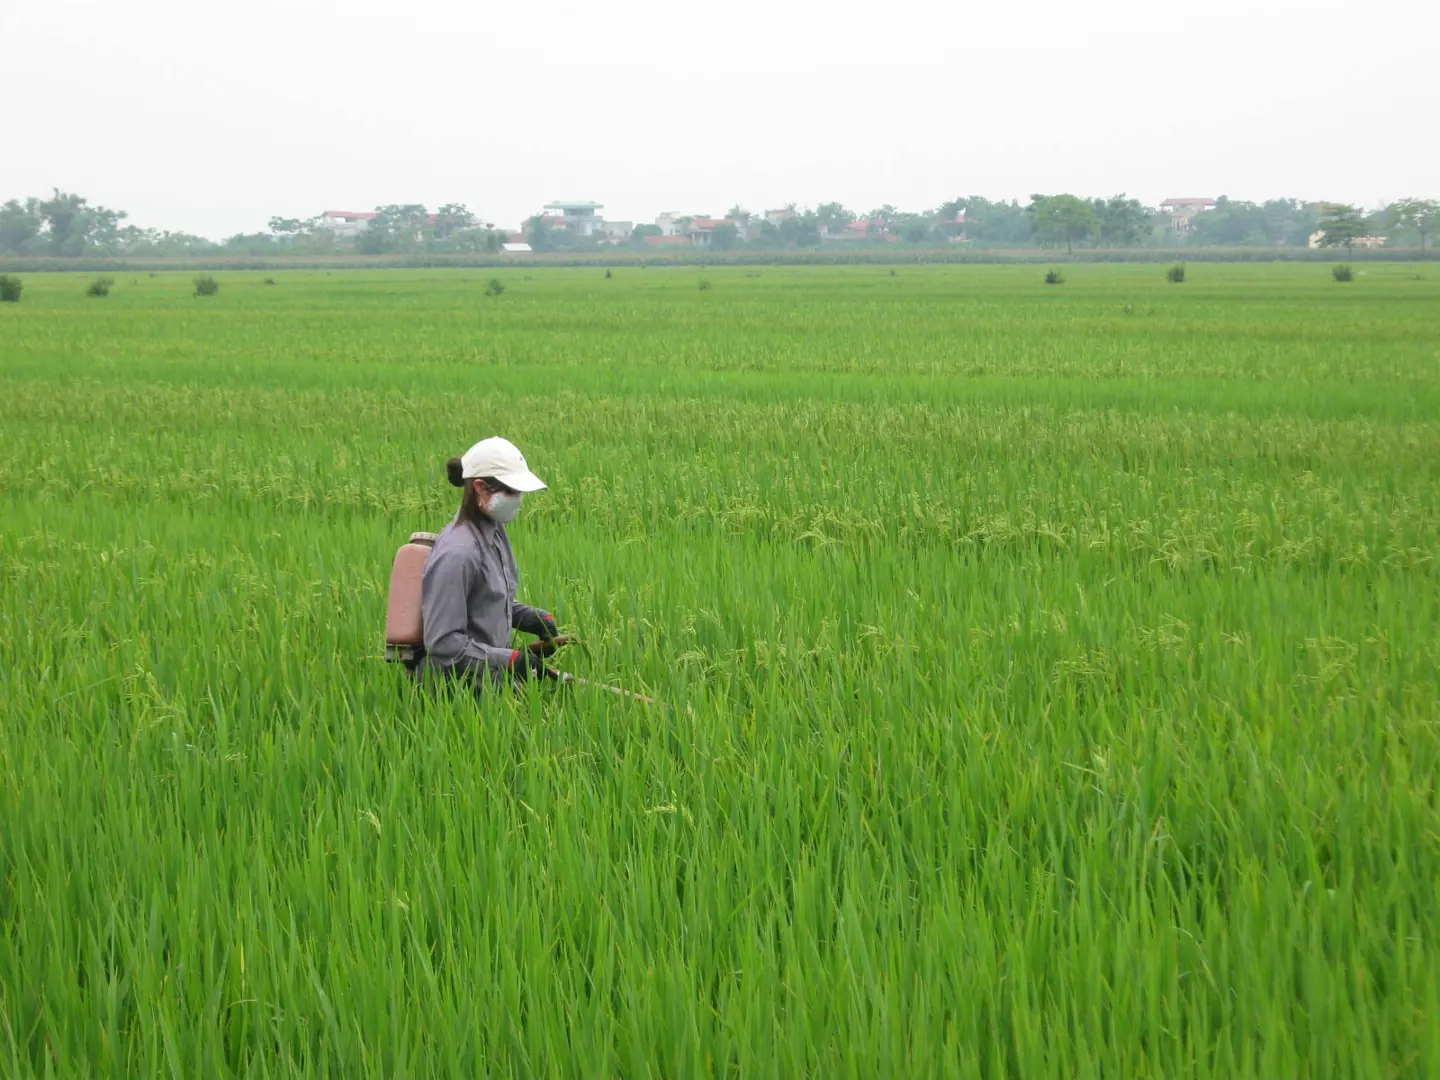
[{"left": 385, "top": 531, "right": 439, "bottom": 668}]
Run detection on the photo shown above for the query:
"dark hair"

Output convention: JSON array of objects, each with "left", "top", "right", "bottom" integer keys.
[
  {"left": 447, "top": 457, "right": 487, "bottom": 525},
  {"left": 446, "top": 458, "right": 518, "bottom": 525}
]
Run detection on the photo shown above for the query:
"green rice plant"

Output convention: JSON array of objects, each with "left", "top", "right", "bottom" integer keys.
[
  {"left": 697, "top": 277, "right": 712, "bottom": 290},
  {"left": 1333, "top": 264, "right": 1354, "bottom": 282},
  {"left": 1166, "top": 262, "right": 1186, "bottom": 283},
  {"left": 484, "top": 277, "right": 505, "bottom": 296},
  {"left": 0, "top": 274, "right": 21, "bottom": 301},
  {"left": 193, "top": 273, "right": 220, "bottom": 296},
  {"left": 1044, "top": 268, "right": 1065, "bottom": 284},
  {"left": 0, "top": 263, "right": 1437, "bottom": 1076},
  {"left": 85, "top": 276, "right": 115, "bottom": 297}
]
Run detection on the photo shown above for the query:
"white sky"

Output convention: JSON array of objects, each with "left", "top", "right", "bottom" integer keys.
[{"left": 3, "top": 0, "right": 1436, "bottom": 238}]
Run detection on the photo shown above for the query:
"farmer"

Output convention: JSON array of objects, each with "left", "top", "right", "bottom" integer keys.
[{"left": 419, "top": 436, "right": 570, "bottom": 690}]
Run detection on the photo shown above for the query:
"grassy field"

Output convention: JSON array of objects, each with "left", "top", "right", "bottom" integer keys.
[{"left": 1, "top": 264, "right": 1437, "bottom": 1077}]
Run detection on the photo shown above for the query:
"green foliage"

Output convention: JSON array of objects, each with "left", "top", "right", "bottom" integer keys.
[
  {"left": 1386, "top": 197, "right": 1439, "bottom": 253},
  {"left": 0, "top": 274, "right": 21, "bottom": 301},
  {"left": 709, "top": 223, "right": 740, "bottom": 251},
  {"left": 263, "top": 277, "right": 277, "bottom": 286},
  {"left": 1093, "top": 194, "right": 1154, "bottom": 247},
  {"left": 815, "top": 202, "right": 855, "bottom": 235},
  {"left": 1166, "top": 263, "right": 1186, "bottom": 283},
  {"left": 0, "top": 266, "right": 1438, "bottom": 1074},
  {"left": 484, "top": 277, "right": 505, "bottom": 296},
  {"left": 0, "top": 198, "right": 43, "bottom": 254},
  {"left": 1315, "top": 204, "right": 1372, "bottom": 254},
  {"left": 1029, "top": 194, "right": 1098, "bottom": 253},
  {"left": 697, "top": 277, "right": 713, "bottom": 291},
  {"left": 1, "top": 265, "right": 1438, "bottom": 1074},
  {"left": 1045, "top": 268, "right": 1065, "bottom": 284},
  {"left": 1189, "top": 196, "right": 1318, "bottom": 247},
  {"left": 1333, "top": 264, "right": 1354, "bottom": 282},
  {"left": 605, "top": 268, "right": 613, "bottom": 279},
  {"left": 85, "top": 277, "right": 115, "bottom": 297},
  {"left": 192, "top": 274, "right": 219, "bottom": 296}
]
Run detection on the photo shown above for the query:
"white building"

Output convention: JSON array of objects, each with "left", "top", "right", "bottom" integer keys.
[
  {"left": 316, "top": 210, "right": 376, "bottom": 237},
  {"left": 1159, "top": 198, "right": 1215, "bottom": 238},
  {"left": 543, "top": 201, "right": 606, "bottom": 237}
]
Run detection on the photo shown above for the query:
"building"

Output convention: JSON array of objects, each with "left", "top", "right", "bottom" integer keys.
[
  {"left": 501, "top": 242, "right": 533, "bottom": 254},
  {"left": 599, "top": 220, "right": 634, "bottom": 242},
  {"left": 543, "top": 201, "right": 606, "bottom": 237},
  {"left": 686, "top": 217, "right": 732, "bottom": 247},
  {"left": 316, "top": 210, "right": 376, "bottom": 237},
  {"left": 1160, "top": 198, "right": 1216, "bottom": 238},
  {"left": 764, "top": 207, "right": 798, "bottom": 227},
  {"left": 1308, "top": 231, "right": 1387, "bottom": 249}
]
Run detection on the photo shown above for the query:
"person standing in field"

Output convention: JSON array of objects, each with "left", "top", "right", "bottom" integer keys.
[{"left": 419, "top": 436, "right": 570, "bottom": 690}]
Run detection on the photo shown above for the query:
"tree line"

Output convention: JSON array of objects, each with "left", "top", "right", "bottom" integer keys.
[{"left": 2, "top": 190, "right": 1435, "bottom": 257}]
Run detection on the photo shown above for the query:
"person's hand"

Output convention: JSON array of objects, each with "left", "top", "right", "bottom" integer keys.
[
  {"left": 508, "top": 648, "right": 558, "bottom": 681},
  {"left": 525, "top": 635, "right": 575, "bottom": 658},
  {"left": 516, "top": 608, "right": 561, "bottom": 640}
]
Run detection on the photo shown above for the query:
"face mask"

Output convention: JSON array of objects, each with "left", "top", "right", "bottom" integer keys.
[{"left": 486, "top": 491, "right": 523, "bottom": 523}]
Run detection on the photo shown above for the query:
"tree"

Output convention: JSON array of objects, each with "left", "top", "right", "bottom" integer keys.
[
  {"left": 1094, "top": 195, "right": 1153, "bottom": 247},
  {"left": 1315, "top": 203, "right": 1371, "bottom": 255},
  {"left": 814, "top": 202, "right": 855, "bottom": 235},
  {"left": 1387, "top": 197, "right": 1439, "bottom": 254},
  {"left": 958, "top": 197, "right": 1032, "bottom": 245},
  {"left": 526, "top": 214, "right": 556, "bottom": 252},
  {"left": 1028, "top": 194, "right": 1097, "bottom": 253},
  {"left": 866, "top": 205, "right": 899, "bottom": 234},
  {"left": 451, "top": 227, "right": 503, "bottom": 254},
  {"left": 0, "top": 198, "right": 43, "bottom": 254},
  {"left": 900, "top": 217, "right": 932, "bottom": 244},
  {"left": 268, "top": 216, "right": 306, "bottom": 237},
  {"left": 358, "top": 204, "right": 430, "bottom": 254},
  {"left": 778, "top": 213, "right": 822, "bottom": 248},
  {"left": 726, "top": 205, "right": 751, "bottom": 224},
  {"left": 674, "top": 216, "right": 695, "bottom": 236},
  {"left": 631, "top": 223, "right": 662, "bottom": 244},
  {"left": 710, "top": 222, "right": 740, "bottom": 251},
  {"left": 432, "top": 203, "right": 476, "bottom": 241},
  {"left": 36, "top": 190, "right": 126, "bottom": 255}
]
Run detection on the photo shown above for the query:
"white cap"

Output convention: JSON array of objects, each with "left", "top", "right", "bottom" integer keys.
[{"left": 460, "top": 437, "right": 547, "bottom": 492}]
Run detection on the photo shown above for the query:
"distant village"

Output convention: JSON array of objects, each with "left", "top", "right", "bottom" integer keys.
[
  {"left": 313, "top": 198, "right": 1396, "bottom": 253},
  {"left": 1, "top": 190, "right": 1431, "bottom": 258}
]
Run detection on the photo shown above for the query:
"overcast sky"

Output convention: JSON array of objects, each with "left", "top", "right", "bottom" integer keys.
[{"left": 3, "top": 0, "right": 1436, "bottom": 238}]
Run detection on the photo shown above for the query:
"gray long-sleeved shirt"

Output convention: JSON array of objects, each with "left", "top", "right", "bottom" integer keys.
[{"left": 420, "top": 514, "right": 547, "bottom": 681}]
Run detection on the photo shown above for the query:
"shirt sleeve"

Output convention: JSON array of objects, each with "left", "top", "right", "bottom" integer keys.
[
  {"left": 422, "top": 545, "right": 515, "bottom": 674},
  {"left": 512, "top": 604, "right": 554, "bottom": 637}
]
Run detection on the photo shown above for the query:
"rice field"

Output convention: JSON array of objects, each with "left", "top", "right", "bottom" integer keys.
[{"left": 1, "top": 263, "right": 1437, "bottom": 1077}]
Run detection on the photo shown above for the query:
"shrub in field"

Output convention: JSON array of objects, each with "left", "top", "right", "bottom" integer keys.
[
  {"left": 0, "top": 275, "right": 21, "bottom": 302},
  {"left": 263, "top": 277, "right": 277, "bottom": 286},
  {"left": 484, "top": 278, "right": 505, "bottom": 296},
  {"left": 1333, "top": 265, "right": 1354, "bottom": 282},
  {"left": 86, "top": 277, "right": 115, "bottom": 297},
  {"left": 193, "top": 275, "right": 220, "bottom": 297},
  {"left": 1045, "top": 269, "right": 1065, "bottom": 285},
  {"left": 1166, "top": 263, "right": 1186, "bottom": 283},
  {"left": 697, "top": 278, "right": 713, "bottom": 291},
  {"left": 605, "top": 269, "right": 613, "bottom": 279}
]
